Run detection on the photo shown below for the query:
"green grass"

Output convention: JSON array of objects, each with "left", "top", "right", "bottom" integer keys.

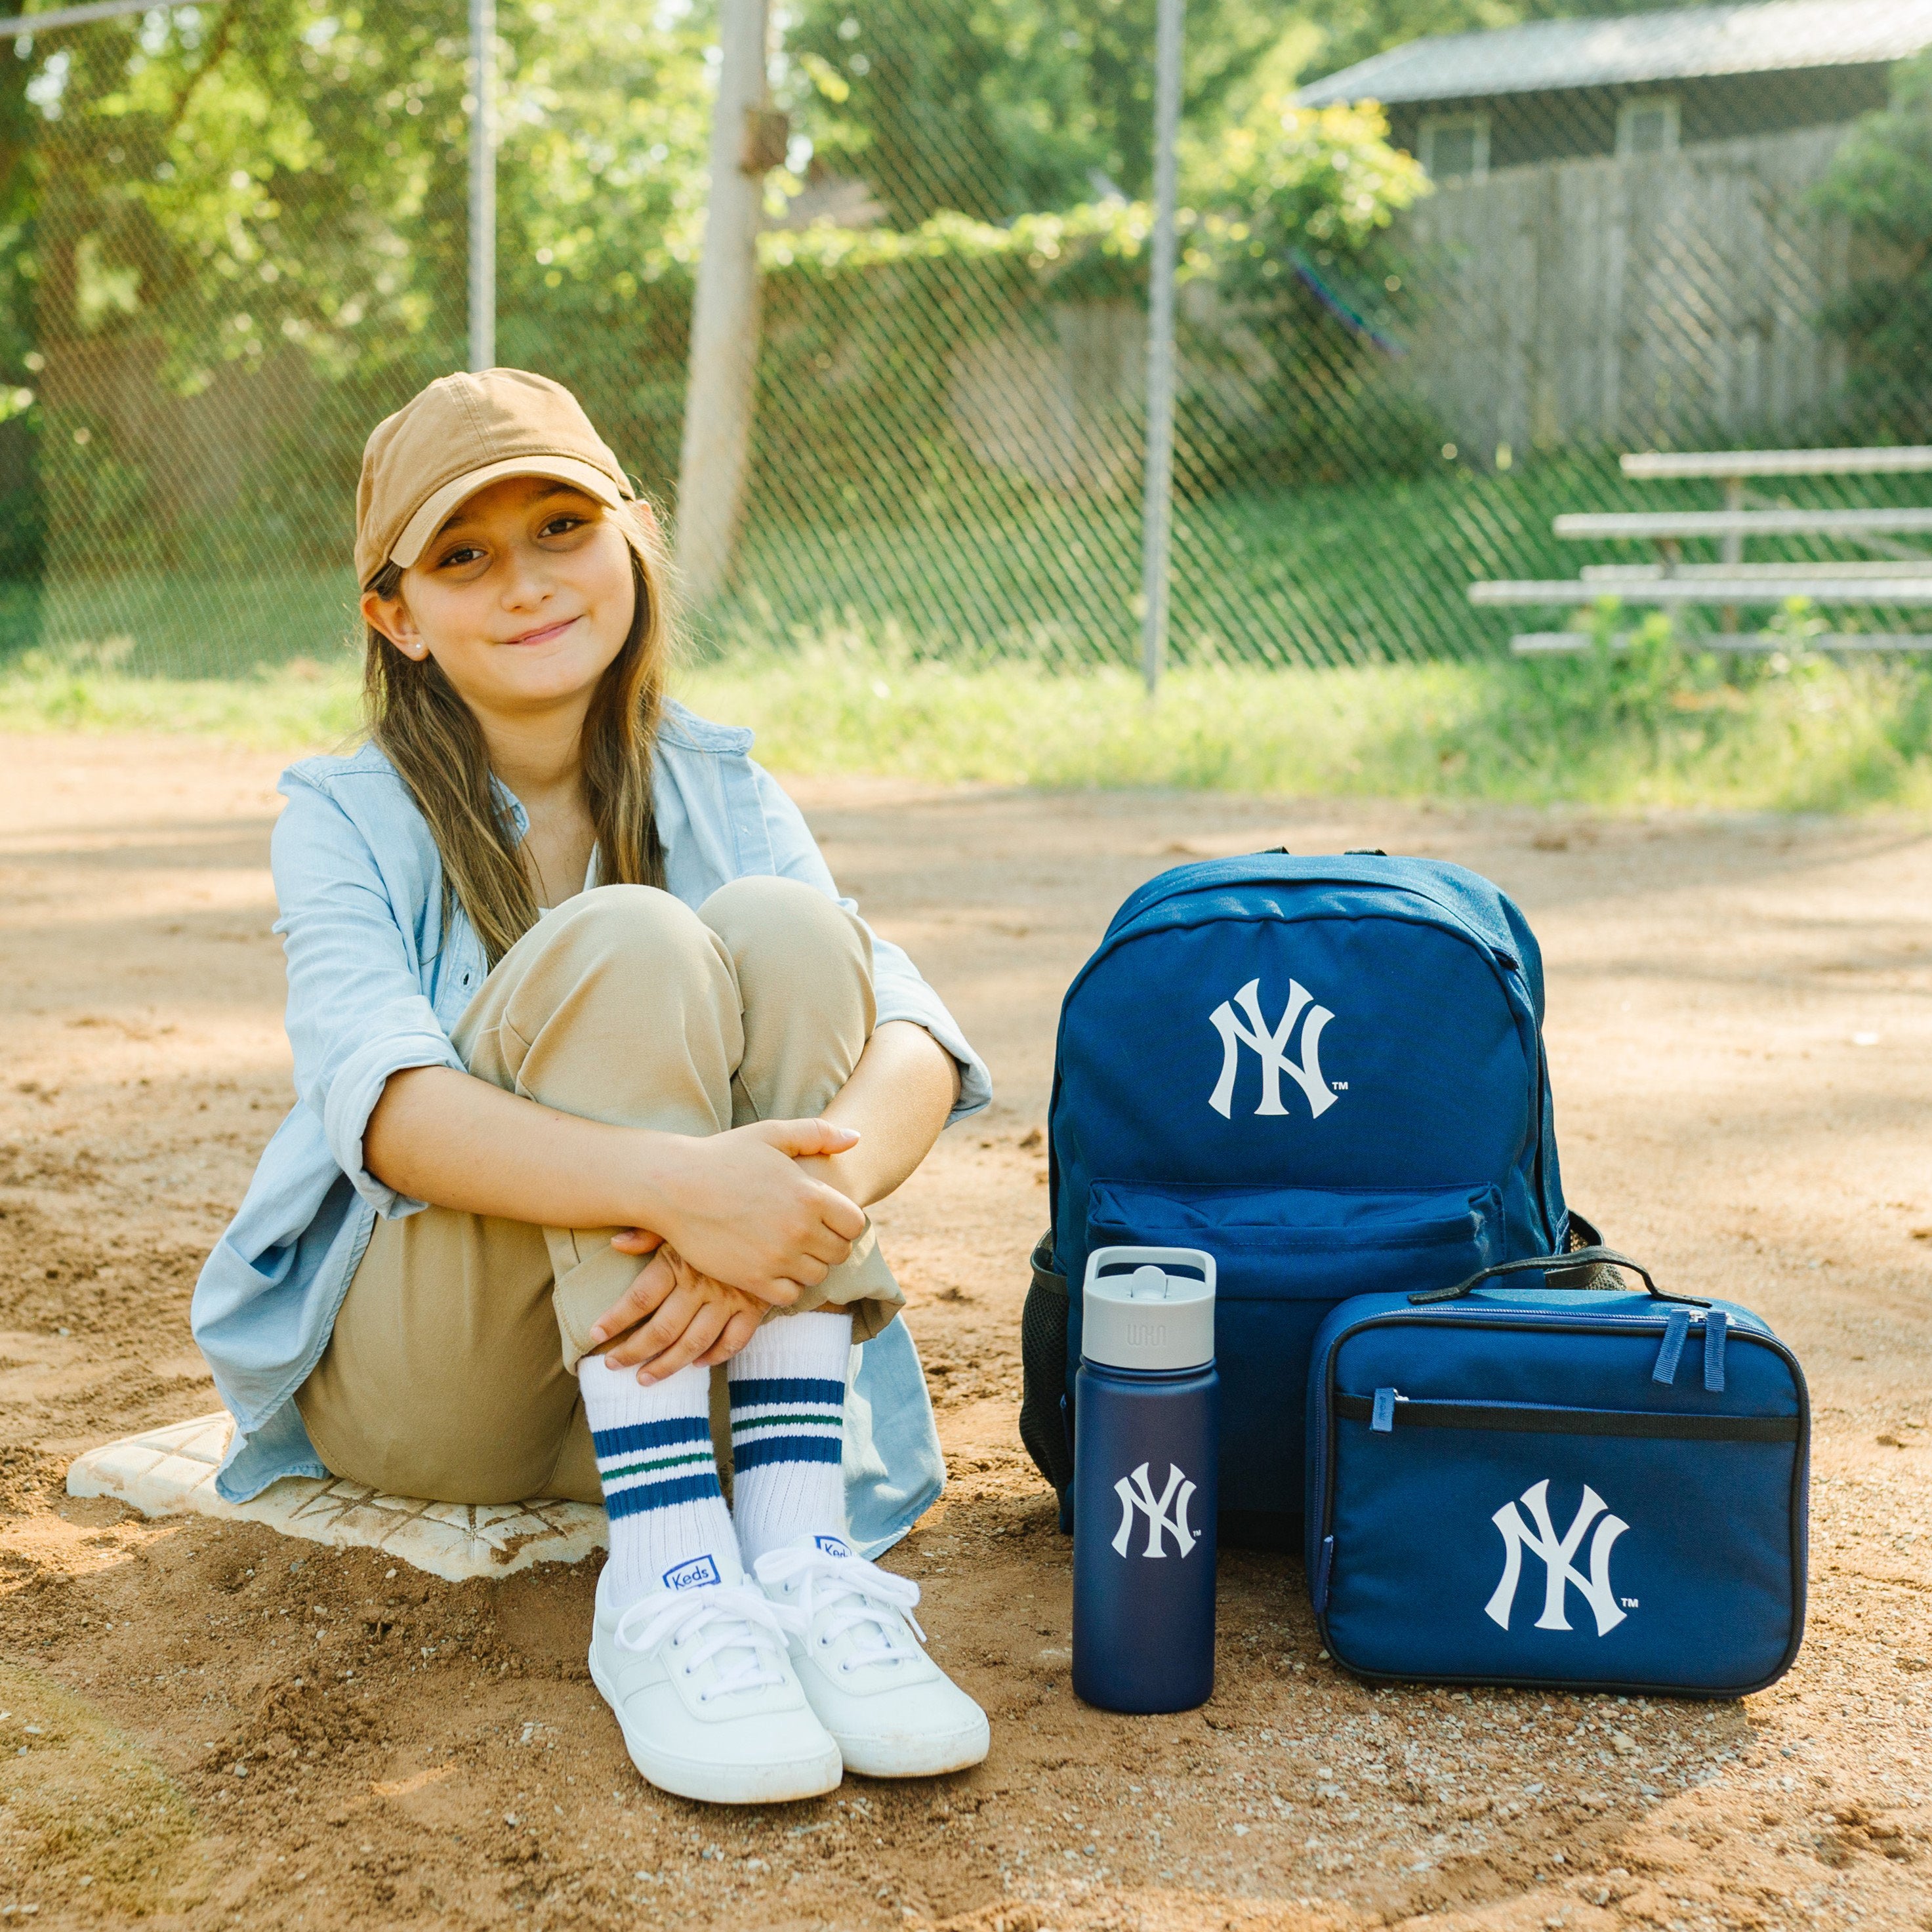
[
  {"left": 33, "top": 567, "right": 363, "bottom": 678},
  {"left": 0, "top": 642, "right": 364, "bottom": 747},
  {"left": 686, "top": 621, "right": 1932, "bottom": 812},
  {"left": 707, "top": 459, "right": 1576, "bottom": 667},
  {"left": 703, "top": 451, "right": 1932, "bottom": 670},
  {"left": 10, "top": 452, "right": 1927, "bottom": 680},
  {"left": 4, "top": 619, "right": 1930, "bottom": 813}
]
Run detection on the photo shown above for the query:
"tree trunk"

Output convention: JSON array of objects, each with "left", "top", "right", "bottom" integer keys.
[{"left": 675, "top": 0, "right": 771, "bottom": 608}]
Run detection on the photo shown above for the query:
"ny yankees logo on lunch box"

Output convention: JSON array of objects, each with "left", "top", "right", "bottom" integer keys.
[{"left": 1485, "top": 1478, "right": 1631, "bottom": 1637}]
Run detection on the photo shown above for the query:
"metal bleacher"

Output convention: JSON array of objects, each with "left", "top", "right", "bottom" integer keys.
[{"left": 1470, "top": 447, "right": 1932, "bottom": 654}]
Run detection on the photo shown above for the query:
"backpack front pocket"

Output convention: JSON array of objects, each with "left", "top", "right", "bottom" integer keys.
[{"left": 1084, "top": 1180, "right": 1504, "bottom": 1517}]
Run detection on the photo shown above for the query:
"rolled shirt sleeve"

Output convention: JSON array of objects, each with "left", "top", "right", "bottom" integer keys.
[
  {"left": 271, "top": 775, "right": 466, "bottom": 1216},
  {"left": 749, "top": 764, "right": 992, "bottom": 1126}
]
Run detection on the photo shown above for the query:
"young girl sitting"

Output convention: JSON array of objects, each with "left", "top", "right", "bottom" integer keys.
[{"left": 191, "top": 368, "right": 992, "bottom": 1805}]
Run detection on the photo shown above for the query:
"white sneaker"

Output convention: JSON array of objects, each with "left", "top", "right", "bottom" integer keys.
[
  {"left": 754, "top": 1534, "right": 991, "bottom": 1778},
  {"left": 588, "top": 1550, "right": 844, "bottom": 1805}
]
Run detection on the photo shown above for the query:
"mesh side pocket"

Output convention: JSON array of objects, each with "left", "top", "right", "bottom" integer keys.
[
  {"left": 1018, "top": 1231, "right": 1073, "bottom": 1496},
  {"left": 1552, "top": 1210, "right": 1620, "bottom": 1290}
]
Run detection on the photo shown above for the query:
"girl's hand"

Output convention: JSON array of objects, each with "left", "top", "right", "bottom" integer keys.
[
  {"left": 609, "top": 1118, "right": 866, "bottom": 1305},
  {"left": 589, "top": 1244, "right": 769, "bottom": 1379}
]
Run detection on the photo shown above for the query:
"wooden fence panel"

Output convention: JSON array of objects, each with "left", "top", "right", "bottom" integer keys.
[{"left": 1399, "top": 125, "right": 1855, "bottom": 459}]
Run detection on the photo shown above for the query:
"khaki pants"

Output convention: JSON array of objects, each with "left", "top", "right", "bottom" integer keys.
[{"left": 296, "top": 877, "right": 904, "bottom": 1507}]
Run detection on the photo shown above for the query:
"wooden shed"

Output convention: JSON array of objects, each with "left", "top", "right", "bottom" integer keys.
[{"left": 1298, "top": 0, "right": 1932, "bottom": 460}]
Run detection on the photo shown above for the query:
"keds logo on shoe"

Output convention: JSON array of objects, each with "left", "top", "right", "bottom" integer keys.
[
  {"left": 1208, "top": 977, "right": 1340, "bottom": 1120},
  {"left": 662, "top": 1554, "right": 722, "bottom": 1593},
  {"left": 813, "top": 1535, "right": 851, "bottom": 1559}
]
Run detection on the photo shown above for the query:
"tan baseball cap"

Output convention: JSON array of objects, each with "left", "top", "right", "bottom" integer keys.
[{"left": 355, "top": 367, "right": 649, "bottom": 588}]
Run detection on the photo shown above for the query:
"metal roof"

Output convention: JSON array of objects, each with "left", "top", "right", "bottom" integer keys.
[{"left": 1297, "top": 0, "right": 1932, "bottom": 107}]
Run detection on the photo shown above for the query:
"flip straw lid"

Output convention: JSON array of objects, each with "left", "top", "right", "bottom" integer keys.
[{"left": 1082, "top": 1246, "right": 1216, "bottom": 1372}]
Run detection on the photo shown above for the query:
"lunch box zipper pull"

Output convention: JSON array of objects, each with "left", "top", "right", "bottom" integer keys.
[
  {"left": 1653, "top": 1307, "right": 1692, "bottom": 1386},
  {"left": 1371, "top": 1387, "right": 1399, "bottom": 1433},
  {"left": 1703, "top": 1309, "right": 1729, "bottom": 1393}
]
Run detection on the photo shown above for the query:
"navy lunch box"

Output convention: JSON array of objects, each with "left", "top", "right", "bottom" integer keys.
[{"left": 1305, "top": 1250, "right": 1809, "bottom": 1697}]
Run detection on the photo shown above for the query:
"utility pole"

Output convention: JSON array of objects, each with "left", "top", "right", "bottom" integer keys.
[
  {"left": 468, "top": 0, "right": 496, "bottom": 372},
  {"left": 676, "top": 0, "right": 780, "bottom": 606},
  {"left": 1140, "top": 0, "right": 1184, "bottom": 694}
]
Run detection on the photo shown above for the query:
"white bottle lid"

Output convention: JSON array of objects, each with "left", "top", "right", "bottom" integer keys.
[{"left": 1081, "top": 1246, "right": 1216, "bottom": 1372}]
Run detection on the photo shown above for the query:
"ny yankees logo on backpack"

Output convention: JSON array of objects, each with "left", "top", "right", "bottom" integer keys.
[
  {"left": 1023, "top": 850, "right": 1570, "bottom": 1532},
  {"left": 1207, "top": 977, "right": 1338, "bottom": 1120}
]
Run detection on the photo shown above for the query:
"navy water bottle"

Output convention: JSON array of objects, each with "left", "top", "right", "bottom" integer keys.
[{"left": 1071, "top": 1245, "right": 1219, "bottom": 1714}]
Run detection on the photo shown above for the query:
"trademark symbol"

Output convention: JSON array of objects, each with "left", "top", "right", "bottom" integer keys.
[
  {"left": 1331, "top": 1080, "right": 1348, "bottom": 1092},
  {"left": 1621, "top": 1597, "right": 1639, "bottom": 1609}
]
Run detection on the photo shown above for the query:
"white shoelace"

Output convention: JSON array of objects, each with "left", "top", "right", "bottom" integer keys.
[
  {"left": 754, "top": 1546, "right": 927, "bottom": 1673},
  {"left": 614, "top": 1584, "right": 806, "bottom": 1704}
]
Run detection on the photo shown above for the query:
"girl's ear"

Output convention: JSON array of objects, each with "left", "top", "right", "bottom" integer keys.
[{"left": 361, "top": 586, "right": 428, "bottom": 661}]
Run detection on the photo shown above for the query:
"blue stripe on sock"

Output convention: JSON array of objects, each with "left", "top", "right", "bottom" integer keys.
[
  {"left": 731, "top": 1434, "right": 844, "bottom": 1472},
  {"left": 728, "top": 1375, "right": 845, "bottom": 1411},
  {"left": 602, "top": 1469, "right": 725, "bottom": 1519},
  {"left": 591, "top": 1415, "right": 712, "bottom": 1460}
]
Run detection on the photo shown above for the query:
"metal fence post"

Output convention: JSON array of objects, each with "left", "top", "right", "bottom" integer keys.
[
  {"left": 1140, "top": 0, "right": 1185, "bottom": 695},
  {"left": 468, "top": 0, "right": 496, "bottom": 373}
]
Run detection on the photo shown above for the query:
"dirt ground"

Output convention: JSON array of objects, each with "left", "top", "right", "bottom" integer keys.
[{"left": 0, "top": 731, "right": 1929, "bottom": 1932}]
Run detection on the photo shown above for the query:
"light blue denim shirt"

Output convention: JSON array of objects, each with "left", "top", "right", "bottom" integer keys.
[{"left": 191, "top": 698, "right": 990, "bottom": 1553}]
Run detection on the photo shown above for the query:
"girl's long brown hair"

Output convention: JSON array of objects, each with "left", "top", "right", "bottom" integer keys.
[{"left": 363, "top": 516, "right": 670, "bottom": 968}]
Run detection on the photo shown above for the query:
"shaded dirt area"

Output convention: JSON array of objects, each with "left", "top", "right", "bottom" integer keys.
[{"left": 0, "top": 730, "right": 1929, "bottom": 1932}]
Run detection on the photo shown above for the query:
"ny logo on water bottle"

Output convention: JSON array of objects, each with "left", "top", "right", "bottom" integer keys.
[{"left": 1111, "top": 1461, "right": 1199, "bottom": 1559}]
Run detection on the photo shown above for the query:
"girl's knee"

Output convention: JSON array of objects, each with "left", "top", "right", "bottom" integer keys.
[
  {"left": 552, "top": 883, "right": 704, "bottom": 951},
  {"left": 533, "top": 884, "right": 723, "bottom": 991},
  {"left": 702, "top": 876, "right": 866, "bottom": 967}
]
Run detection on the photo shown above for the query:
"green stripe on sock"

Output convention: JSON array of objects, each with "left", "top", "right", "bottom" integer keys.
[
  {"left": 598, "top": 1449, "right": 717, "bottom": 1482},
  {"left": 730, "top": 1411, "right": 842, "bottom": 1432}
]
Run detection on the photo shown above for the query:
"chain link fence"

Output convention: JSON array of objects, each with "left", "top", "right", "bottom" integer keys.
[{"left": 3, "top": 0, "right": 1927, "bottom": 679}]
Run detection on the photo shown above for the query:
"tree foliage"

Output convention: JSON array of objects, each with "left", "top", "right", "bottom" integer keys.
[
  {"left": 781, "top": 0, "right": 1292, "bottom": 222},
  {"left": 28, "top": 0, "right": 714, "bottom": 380},
  {"left": 2, "top": 0, "right": 1447, "bottom": 578},
  {"left": 10, "top": 0, "right": 717, "bottom": 560},
  {"left": 1184, "top": 96, "right": 1428, "bottom": 297},
  {"left": 1813, "top": 51, "right": 1932, "bottom": 438},
  {"left": 774, "top": 0, "right": 1697, "bottom": 225}
]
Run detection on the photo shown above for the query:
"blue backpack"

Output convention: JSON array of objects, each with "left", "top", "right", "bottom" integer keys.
[{"left": 1021, "top": 852, "right": 1576, "bottom": 1538}]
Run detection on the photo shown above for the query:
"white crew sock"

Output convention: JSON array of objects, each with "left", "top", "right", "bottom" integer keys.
[
  {"left": 578, "top": 1356, "right": 739, "bottom": 1607},
  {"left": 726, "top": 1311, "right": 853, "bottom": 1565}
]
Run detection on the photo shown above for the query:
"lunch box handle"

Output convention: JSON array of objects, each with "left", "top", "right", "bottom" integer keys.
[{"left": 1408, "top": 1245, "right": 1710, "bottom": 1309}]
